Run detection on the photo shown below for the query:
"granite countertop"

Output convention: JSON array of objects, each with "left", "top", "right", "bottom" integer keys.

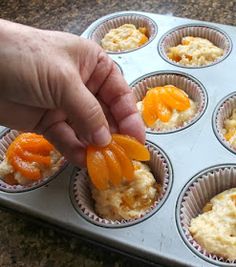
[{"left": 0, "top": 1, "right": 236, "bottom": 267}]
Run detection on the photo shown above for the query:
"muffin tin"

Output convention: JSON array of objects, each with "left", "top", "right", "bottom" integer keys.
[{"left": 0, "top": 11, "right": 236, "bottom": 267}]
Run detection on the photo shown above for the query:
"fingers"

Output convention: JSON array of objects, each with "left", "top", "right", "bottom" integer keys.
[
  {"left": 85, "top": 51, "right": 114, "bottom": 95},
  {"left": 96, "top": 63, "right": 146, "bottom": 143},
  {"left": 61, "top": 75, "right": 111, "bottom": 147},
  {"left": 0, "top": 99, "right": 44, "bottom": 131},
  {"left": 43, "top": 120, "right": 86, "bottom": 167}
]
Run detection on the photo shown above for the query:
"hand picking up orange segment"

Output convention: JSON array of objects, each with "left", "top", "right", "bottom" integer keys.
[
  {"left": 86, "top": 134, "right": 150, "bottom": 190},
  {"left": 142, "top": 85, "right": 191, "bottom": 127}
]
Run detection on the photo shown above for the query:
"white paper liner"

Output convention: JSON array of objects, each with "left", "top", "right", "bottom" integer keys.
[
  {"left": 214, "top": 94, "right": 236, "bottom": 154},
  {"left": 0, "top": 129, "right": 66, "bottom": 193},
  {"left": 89, "top": 14, "right": 157, "bottom": 53},
  {"left": 179, "top": 165, "right": 236, "bottom": 264},
  {"left": 159, "top": 25, "right": 231, "bottom": 68},
  {"left": 132, "top": 72, "right": 207, "bottom": 133},
  {"left": 71, "top": 142, "right": 171, "bottom": 227}
]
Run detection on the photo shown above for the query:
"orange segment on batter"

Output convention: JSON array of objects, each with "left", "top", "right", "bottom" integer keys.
[
  {"left": 139, "top": 35, "right": 148, "bottom": 46},
  {"left": 141, "top": 85, "right": 191, "bottom": 126},
  {"left": 87, "top": 146, "right": 109, "bottom": 190},
  {"left": 10, "top": 155, "right": 41, "bottom": 180},
  {"left": 142, "top": 89, "right": 159, "bottom": 126},
  {"left": 112, "top": 134, "right": 150, "bottom": 161},
  {"left": 103, "top": 147, "right": 122, "bottom": 186},
  {"left": 109, "top": 141, "right": 134, "bottom": 181},
  {"left": 6, "top": 133, "right": 54, "bottom": 181},
  {"left": 86, "top": 135, "right": 150, "bottom": 190}
]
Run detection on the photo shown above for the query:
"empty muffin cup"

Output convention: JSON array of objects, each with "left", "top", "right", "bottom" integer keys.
[
  {"left": 213, "top": 92, "right": 236, "bottom": 155},
  {"left": 89, "top": 13, "right": 157, "bottom": 53},
  {"left": 0, "top": 129, "right": 66, "bottom": 193},
  {"left": 70, "top": 141, "right": 172, "bottom": 228},
  {"left": 159, "top": 24, "right": 232, "bottom": 68},
  {"left": 177, "top": 164, "right": 236, "bottom": 265},
  {"left": 131, "top": 71, "right": 207, "bottom": 134}
]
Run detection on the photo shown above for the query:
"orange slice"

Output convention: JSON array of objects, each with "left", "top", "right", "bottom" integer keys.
[
  {"left": 86, "top": 135, "right": 150, "bottom": 190},
  {"left": 5, "top": 133, "right": 55, "bottom": 181},
  {"left": 159, "top": 87, "right": 190, "bottom": 111},
  {"left": 112, "top": 134, "right": 150, "bottom": 161},
  {"left": 139, "top": 34, "right": 148, "bottom": 46},
  {"left": 87, "top": 146, "right": 109, "bottom": 190},
  {"left": 9, "top": 155, "right": 41, "bottom": 180},
  {"left": 109, "top": 141, "right": 134, "bottom": 181},
  {"left": 103, "top": 147, "right": 122, "bottom": 186},
  {"left": 142, "top": 89, "right": 159, "bottom": 126}
]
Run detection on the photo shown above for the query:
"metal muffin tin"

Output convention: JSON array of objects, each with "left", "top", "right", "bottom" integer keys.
[{"left": 0, "top": 11, "right": 236, "bottom": 267}]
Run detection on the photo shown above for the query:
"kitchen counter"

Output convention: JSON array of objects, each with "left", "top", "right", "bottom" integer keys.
[{"left": 0, "top": 1, "right": 236, "bottom": 267}]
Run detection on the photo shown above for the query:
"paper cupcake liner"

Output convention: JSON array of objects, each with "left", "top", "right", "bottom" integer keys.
[
  {"left": 213, "top": 92, "right": 236, "bottom": 155},
  {"left": 70, "top": 141, "right": 172, "bottom": 228},
  {"left": 177, "top": 164, "right": 236, "bottom": 265},
  {"left": 131, "top": 71, "right": 207, "bottom": 134},
  {"left": 159, "top": 24, "right": 232, "bottom": 68},
  {"left": 89, "top": 13, "right": 157, "bottom": 53},
  {"left": 0, "top": 129, "right": 66, "bottom": 193}
]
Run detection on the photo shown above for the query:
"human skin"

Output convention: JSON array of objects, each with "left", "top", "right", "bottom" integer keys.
[{"left": 0, "top": 19, "right": 145, "bottom": 166}]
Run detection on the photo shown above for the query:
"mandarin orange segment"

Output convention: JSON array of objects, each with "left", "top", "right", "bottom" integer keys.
[
  {"left": 9, "top": 155, "right": 41, "bottom": 180},
  {"left": 142, "top": 89, "right": 159, "bottom": 126},
  {"left": 103, "top": 147, "right": 122, "bottom": 186},
  {"left": 139, "top": 35, "right": 148, "bottom": 46},
  {"left": 87, "top": 146, "right": 109, "bottom": 190},
  {"left": 20, "top": 139, "right": 54, "bottom": 155},
  {"left": 159, "top": 89, "right": 187, "bottom": 111},
  {"left": 141, "top": 85, "right": 191, "bottom": 125},
  {"left": 6, "top": 133, "right": 55, "bottom": 181},
  {"left": 112, "top": 134, "right": 150, "bottom": 161},
  {"left": 109, "top": 141, "right": 134, "bottom": 181},
  {"left": 156, "top": 99, "right": 172, "bottom": 122},
  {"left": 13, "top": 146, "right": 51, "bottom": 166}
]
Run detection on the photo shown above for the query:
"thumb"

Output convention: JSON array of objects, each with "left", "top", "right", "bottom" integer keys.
[{"left": 62, "top": 78, "right": 111, "bottom": 147}]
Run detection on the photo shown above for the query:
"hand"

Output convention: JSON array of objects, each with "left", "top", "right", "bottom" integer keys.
[{"left": 0, "top": 19, "right": 145, "bottom": 166}]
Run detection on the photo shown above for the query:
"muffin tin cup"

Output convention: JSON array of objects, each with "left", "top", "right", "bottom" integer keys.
[
  {"left": 0, "top": 129, "right": 66, "bottom": 193},
  {"left": 176, "top": 164, "right": 236, "bottom": 265},
  {"left": 89, "top": 13, "right": 157, "bottom": 53},
  {"left": 213, "top": 92, "right": 236, "bottom": 155},
  {"left": 131, "top": 71, "right": 207, "bottom": 134},
  {"left": 70, "top": 141, "right": 172, "bottom": 228},
  {"left": 158, "top": 24, "right": 232, "bottom": 68}
]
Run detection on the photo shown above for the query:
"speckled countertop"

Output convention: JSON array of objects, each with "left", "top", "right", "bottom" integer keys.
[{"left": 0, "top": 1, "right": 236, "bottom": 267}]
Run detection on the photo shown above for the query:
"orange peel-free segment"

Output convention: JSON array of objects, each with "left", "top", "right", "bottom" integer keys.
[
  {"left": 103, "top": 147, "right": 122, "bottom": 186},
  {"left": 86, "top": 135, "right": 150, "bottom": 190},
  {"left": 10, "top": 155, "right": 41, "bottom": 180},
  {"left": 109, "top": 141, "right": 134, "bottom": 181},
  {"left": 143, "top": 89, "right": 159, "bottom": 126},
  {"left": 87, "top": 146, "right": 109, "bottom": 190},
  {"left": 142, "top": 85, "right": 191, "bottom": 125},
  {"left": 6, "top": 133, "right": 54, "bottom": 181},
  {"left": 112, "top": 134, "right": 150, "bottom": 161}
]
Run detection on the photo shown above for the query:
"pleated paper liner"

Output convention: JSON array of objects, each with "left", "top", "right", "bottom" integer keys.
[
  {"left": 177, "top": 164, "right": 236, "bottom": 265},
  {"left": 70, "top": 141, "right": 172, "bottom": 228},
  {"left": 89, "top": 13, "right": 157, "bottom": 53},
  {"left": 158, "top": 24, "right": 232, "bottom": 68},
  {"left": 131, "top": 71, "right": 207, "bottom": 134},
  {"left": 213, "top": 92, "right": 236, "bottom": 155},
  {"left": 0, "top": 129, "right": 66, "bottom": 193}
]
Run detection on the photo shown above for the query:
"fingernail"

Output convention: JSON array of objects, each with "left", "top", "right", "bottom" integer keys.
[{"left": 93, "top": 126, "right": 111, "bottom": 146}]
